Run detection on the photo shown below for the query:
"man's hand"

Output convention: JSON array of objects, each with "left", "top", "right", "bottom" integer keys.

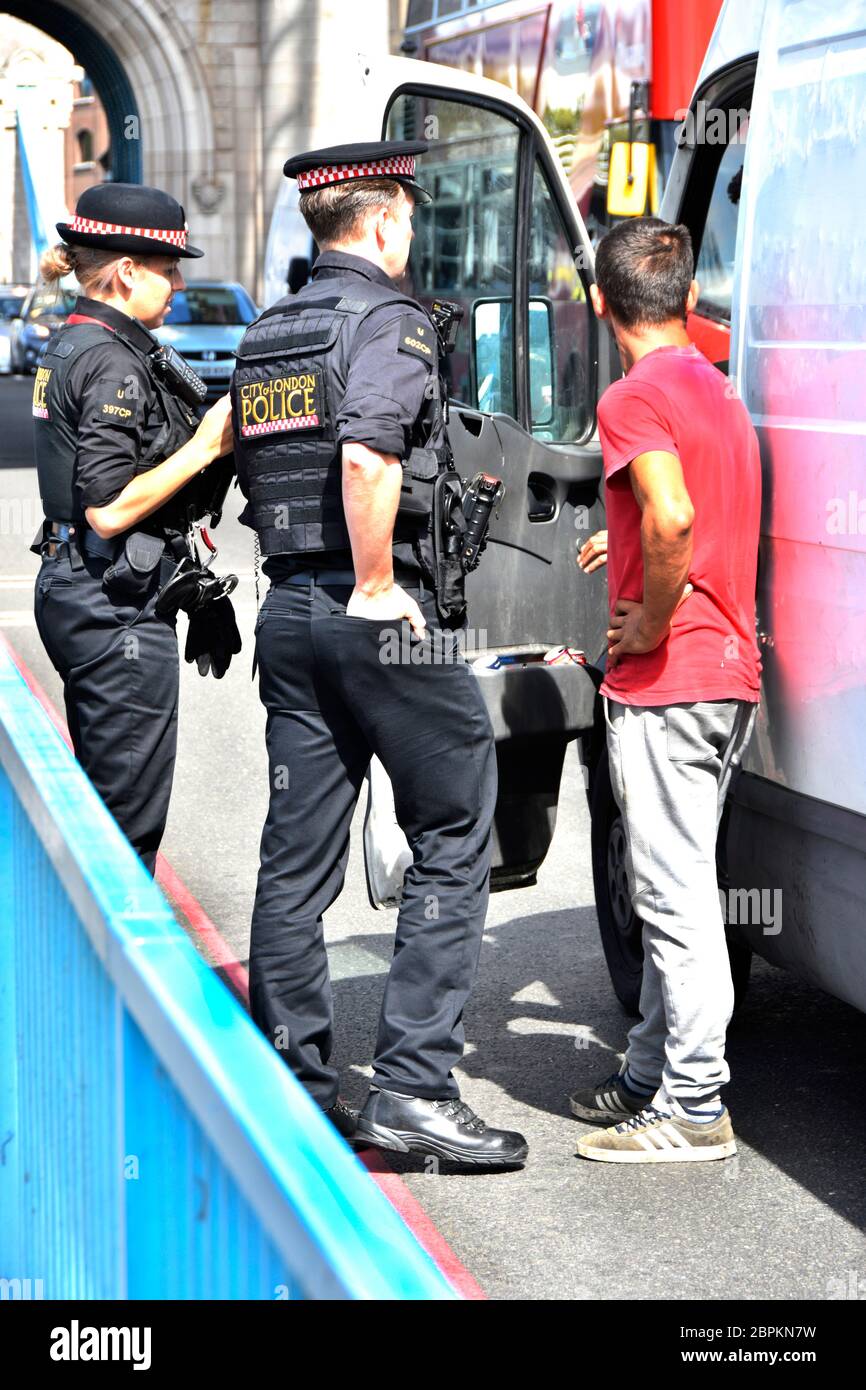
[
  {"left": 346, "top": 582, "right": 427, "bottom": 640},
  {"left": 607, "top": 585, "right": 694, "bottom": 667},
  {"left": 577, "top": 529, "right": 608, "bottom": 573}
]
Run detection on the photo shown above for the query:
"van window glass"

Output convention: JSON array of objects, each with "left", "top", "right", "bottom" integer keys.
[
  {"left": 527, "top": 160, "right": 591, "bottom": 441},
  {"left": 386, "top": 93, "right": 520, "bottom": 414},
  {"left": 694, "top": 116, "right": 749, "bottom": 325}
]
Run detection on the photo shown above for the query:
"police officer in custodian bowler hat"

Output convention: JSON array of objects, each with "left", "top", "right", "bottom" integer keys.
[
  {"left": 32, "top": 183, "right": 239, "bottom": 874},
  {"left": 232, "top": 142, "right": 528, "bottom": 1166}
]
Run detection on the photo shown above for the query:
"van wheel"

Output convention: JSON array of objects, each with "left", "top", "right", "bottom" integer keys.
[
  {"left": 726, "top": 938, "right": 753, "bottom": 1020},
  {"left": 590, "top": 749, "right": 644, "bottom": 1015},
  {"left": 589, "top": 748, "right": 752, "bottom": 1017}
]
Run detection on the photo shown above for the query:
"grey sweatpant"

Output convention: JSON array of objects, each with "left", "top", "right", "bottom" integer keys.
[{"left": 604, "top": 696, "right": 757, "bottom": 1109}]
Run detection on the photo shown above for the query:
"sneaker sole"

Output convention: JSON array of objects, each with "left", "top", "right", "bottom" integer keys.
[
  {"left": 355, "top": 1119, "right": 528, "bottom": 1168},
  {"left": 576, "top": 1138, "right": 737, "bottom": 1163},
  {"left": 569, "top": 1096, "right": 645, "bottom": 1124}
]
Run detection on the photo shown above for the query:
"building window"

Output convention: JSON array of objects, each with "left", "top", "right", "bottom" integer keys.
[{"left": 77, "top": 130, "right": 94, "bottom": 163}]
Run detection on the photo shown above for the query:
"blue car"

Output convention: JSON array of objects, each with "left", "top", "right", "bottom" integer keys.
[
  {"left": 154, "top": 280, "right": 259, "bottom": 399},
  {"left": 10, "top": 284, "right": 76, "bottom": 373}
]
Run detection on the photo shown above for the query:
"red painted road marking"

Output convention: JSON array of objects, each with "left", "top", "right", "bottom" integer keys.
[
  {"left": 1, "top": 628, "right": 486, "bottom": 1301},
  {"left": 359, "top": 1148, "right": 487, "bottom": 1301},
  {"left": 155, "top": 852, "right": 251, "bottom": 999}
]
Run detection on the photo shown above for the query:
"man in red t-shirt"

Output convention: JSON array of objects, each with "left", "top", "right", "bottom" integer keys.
[{"left": 569, "top": 217, "right": 762, "bottom": 1164}]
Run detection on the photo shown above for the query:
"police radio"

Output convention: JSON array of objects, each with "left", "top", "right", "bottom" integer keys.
[
  {"left": 149, "top": 343, "right": 208, "bottom": 408},
  {"left": 145, "top": 342, "right": 234, "bottom": 534}
]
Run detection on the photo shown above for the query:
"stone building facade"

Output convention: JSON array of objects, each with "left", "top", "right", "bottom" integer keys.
[{"left": 0, "top": 0, "right": 407, "bottom": 300}]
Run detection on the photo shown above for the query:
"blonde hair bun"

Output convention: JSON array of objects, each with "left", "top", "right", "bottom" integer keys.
[{"left": 40, "top": 243, "right": 76, "bottom": 284}]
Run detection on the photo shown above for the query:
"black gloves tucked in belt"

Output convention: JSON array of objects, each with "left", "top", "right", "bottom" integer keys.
[{"left": 184, "top": 595, "right": 242, "bottom": 679}]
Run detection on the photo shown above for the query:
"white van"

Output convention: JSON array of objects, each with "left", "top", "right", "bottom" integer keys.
[
  {"left": 654, "top": 0, "right": 866, "bottom": 1015},
  {"left": 346, "top": 0, "right": 866, "bottom": 1016}
]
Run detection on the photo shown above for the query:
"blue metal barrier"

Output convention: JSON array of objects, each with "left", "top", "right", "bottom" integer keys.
[{"left": 0, "top": 643, "right": 456, "bottom": 1300}]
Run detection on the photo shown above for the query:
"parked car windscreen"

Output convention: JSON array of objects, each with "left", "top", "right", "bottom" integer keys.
[
  {"left": 165, "top": 286, "right": 255, "bottom": 326},
  {"left": 28, "top": 288, "right": 77, "bottom": 319},
  {"left": 0, "top": 294, "right": 26, "bottom": 319}
]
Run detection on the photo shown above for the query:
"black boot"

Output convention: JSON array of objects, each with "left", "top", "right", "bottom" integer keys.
[
  {"left": 324, "top": 1098, "right": 359, "bottom": 1140},
  {"left": 355, "top": 1089, "right": 528, "bottom": 1168}
]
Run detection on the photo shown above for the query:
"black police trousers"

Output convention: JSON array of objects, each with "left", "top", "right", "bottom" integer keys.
[
  {"left": 248, "top": 573, "right": 498, "bottom": 1109},
  {"left": 33, "top": 548, "right": 179, "bottom": 876}
]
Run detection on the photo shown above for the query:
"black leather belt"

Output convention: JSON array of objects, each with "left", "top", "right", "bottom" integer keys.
[
  {"left": 83, "top": 532, "right": 118, "bottom": 560},
  {"left": 45, "top": 520, "right": 120, "bottom": 562},
  {"left": 282, "top": 568, "right": 424, "bottom": 589},
  {"left": 284, "top": 569, "right": 357, "bottom": 586}
]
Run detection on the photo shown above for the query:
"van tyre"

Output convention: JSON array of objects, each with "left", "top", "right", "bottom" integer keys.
[{"left": 588, "top": 747, "right": 752, "bottom": 1017}]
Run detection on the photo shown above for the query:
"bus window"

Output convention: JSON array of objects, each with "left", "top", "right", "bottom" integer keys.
[
  {"left": 425, "top": 11, "right": 548, "bottom": 108},
  {"left": 527, "top": 160, "right": 592, "bottom": 442},
  {"left": 387, "top": 92, "right": 520, "bottom": 413},
  {"left": 405, "top": 0, "right": 435, "bottom": 25},
  {"left": 694, "top": 116, "right": 749, "bottom": 325},
  {"left": 538, "top": 0, "right": 651, "bottom": 223}
]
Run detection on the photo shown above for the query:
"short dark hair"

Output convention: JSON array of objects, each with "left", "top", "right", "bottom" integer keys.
[
  {"left": 594, "top": 217, "right": 694, "bottom": 329},
  {"left": 299, "top": 179, "right": 405, "bottom": 246}
]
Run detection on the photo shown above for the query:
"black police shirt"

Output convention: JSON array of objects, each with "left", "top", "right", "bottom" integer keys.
[
  {"left": 62, "top": 297, "right": 174, "bottom": 511},
  {"left": 263, "top": 252, "right": 436, "bottom": 582}
]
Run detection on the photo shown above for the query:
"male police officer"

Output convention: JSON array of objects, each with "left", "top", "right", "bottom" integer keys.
[{"left": 232, "top": 141, "right": 527, "bottom": 1167}]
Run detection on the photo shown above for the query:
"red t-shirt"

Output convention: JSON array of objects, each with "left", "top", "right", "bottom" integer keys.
[{"left": 597, "top": 343, "right": 762, "bottom": 706}]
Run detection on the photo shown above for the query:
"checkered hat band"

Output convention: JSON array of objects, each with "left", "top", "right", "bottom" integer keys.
[
  {"left": 240, "top": 415, "right": 320, "bottom": 438},
  {"left": 69, "top": 215, "right": 188, "bottom": 249},
  {"left": 296, "top": 156, "right": 415, "bottom": 190}
]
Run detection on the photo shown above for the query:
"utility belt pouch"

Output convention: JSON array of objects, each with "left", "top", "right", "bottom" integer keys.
[
  {"left": 432, "top": 470, "right": 467, "bottom": 626},
  {"left": 103, "top": 530, "right": 165, "bottom": 600},
  {"left": 398, "top": 447, "right": 440, "bottom": 520}
]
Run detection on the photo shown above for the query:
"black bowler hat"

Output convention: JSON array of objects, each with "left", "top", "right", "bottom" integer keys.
[
  {"left": 56, "top": 183, "right": 204, "bottom": 258},
  {"left": 283, "top": 140, "right": 432, "bottom": 204}
]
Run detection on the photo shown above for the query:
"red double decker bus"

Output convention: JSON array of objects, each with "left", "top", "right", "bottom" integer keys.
[{"left": 401, "top": 0, "right": 721, "bottom": 237}]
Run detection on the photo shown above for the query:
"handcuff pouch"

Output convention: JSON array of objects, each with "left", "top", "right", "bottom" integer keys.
[{"left": 102, "top": 530, "right": 165, "bottom": 600}]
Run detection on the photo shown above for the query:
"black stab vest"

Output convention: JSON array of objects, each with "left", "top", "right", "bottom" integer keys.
[
  {"left": 231, "top": 275, "right": 449, "bottom": 557},
  {"left": 33, "top": 321, "right": 197, "bottom": 524}
]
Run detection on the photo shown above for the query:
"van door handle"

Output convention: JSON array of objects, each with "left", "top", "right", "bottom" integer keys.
[{"left": 527, "top": 473, "right": 557, "bottom": 522}]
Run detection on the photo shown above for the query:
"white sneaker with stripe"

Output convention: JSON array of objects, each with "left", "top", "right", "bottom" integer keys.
[{"left": 576, "top": 1104, "right": 737, "bottom": 1163}]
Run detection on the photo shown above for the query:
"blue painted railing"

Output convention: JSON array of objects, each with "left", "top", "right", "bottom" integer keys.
[{"left": 0, "top": 642, "right": 455, "bottom": 1300}]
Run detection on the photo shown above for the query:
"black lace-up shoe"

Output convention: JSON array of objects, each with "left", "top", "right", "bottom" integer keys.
[
  {"left": 324, "top": 1099, "right": 359, "bottom": 1140},
  {"left": 355, "top": 1089, "right": 528, "bottom": 1167}
]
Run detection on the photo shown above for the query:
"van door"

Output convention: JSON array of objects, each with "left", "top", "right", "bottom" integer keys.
[
  {"left": 659, "top": 61, "right": 754, "bottom": 369},
  {"left": 372, "top": 59, "right": 612, "bottom": 659},
  {"left": 358, "top": 57, "right": 614, "bottom": 899},
  {"left": 726, "top": 2, "right": 866, "bottom": 1009},
  {"left": 659, "top": 3, "right": 866, "bottom": 1016}
]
